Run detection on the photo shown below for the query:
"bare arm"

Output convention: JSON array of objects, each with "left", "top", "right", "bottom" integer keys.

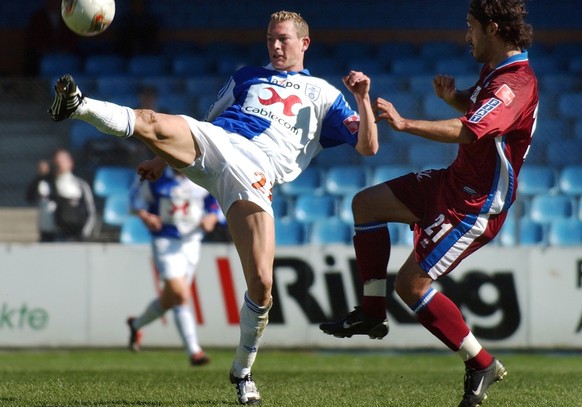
[
  {"left": 374, "top": 97, "right": 475, "bottom": 144},
  {"left": 342, "top": 71, "right": 379, "bottom": 156}
]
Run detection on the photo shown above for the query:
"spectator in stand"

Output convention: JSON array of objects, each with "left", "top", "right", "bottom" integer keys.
[{"left": 27, "top": 149, "right": 97, "bottom": 242}]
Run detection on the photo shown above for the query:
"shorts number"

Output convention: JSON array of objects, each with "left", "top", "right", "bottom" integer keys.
[{"left": 424, "top": 214, "right": 452, "bottom": 243}]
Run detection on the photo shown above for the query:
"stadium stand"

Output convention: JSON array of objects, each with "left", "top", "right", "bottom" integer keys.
[{"left": 119, "top": 216, "right": 150, "bottom": 244}]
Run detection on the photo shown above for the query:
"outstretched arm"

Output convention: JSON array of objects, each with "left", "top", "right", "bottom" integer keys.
[
  {"left": 343, "top": 70, "right": 379, "bottom": 156},
  {"left": 374, "top": 97, "right": 475, "bottom": 144}
]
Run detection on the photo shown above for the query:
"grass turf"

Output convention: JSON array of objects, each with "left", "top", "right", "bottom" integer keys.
[{"left": 0, "top": 348, "right": 581, "bottom": 406}]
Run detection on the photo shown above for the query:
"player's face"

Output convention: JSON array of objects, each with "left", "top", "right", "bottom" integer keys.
[
  {"left": 465, "top": 14, "right": 494, "bottom": 64},
  {"left": 267, "top": 20, "right": 308, "bottom": 72}
]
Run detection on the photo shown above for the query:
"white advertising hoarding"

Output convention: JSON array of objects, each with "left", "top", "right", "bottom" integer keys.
[{"left": 1, "top": 243, "right": 581, "bottom": 349}]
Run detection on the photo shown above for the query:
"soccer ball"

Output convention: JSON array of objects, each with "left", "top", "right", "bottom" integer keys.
[{"left": 61, "top": 0, "right": 116, "bottom": 37}]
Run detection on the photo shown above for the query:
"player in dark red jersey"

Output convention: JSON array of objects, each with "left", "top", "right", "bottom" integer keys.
[{"left": 320, "top": 1, "right": 537, "bottom": 406}]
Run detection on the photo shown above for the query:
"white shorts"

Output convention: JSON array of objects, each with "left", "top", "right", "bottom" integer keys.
[
  {"left": 152, "top": 236, "right": 201, "bottom": 282},
  {"left": 178, "top": 116, "right": 275, "bottom": 217}
]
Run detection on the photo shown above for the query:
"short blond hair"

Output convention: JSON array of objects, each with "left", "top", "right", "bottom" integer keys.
[{"left": 269, "top": 10, "right": 309, "bottom": 38}]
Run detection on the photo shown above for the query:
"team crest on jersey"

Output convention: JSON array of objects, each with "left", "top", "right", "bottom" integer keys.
[
  {"left": 495, "top": 84, "right": 515, "bottom": 106},
  {"left": 343, "top": 114, "right": 359, "bottom": 134},
  {"left": 305, "top": 84, "right": 321, "bottom": 101},
  {"left": 468, "top": 98, "right": 501, "bottom": 123}
]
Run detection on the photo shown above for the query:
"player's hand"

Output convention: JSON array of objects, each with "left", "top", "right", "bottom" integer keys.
[
  {"left": 137, "top": 159, "right": 165, "bottom": 182},
  {"left": 433, "top": 74, "right": 457, "bottom": 103},
  {"left": 342, "top": 70, "right": 371, "bottom": 98},
  {"left": 373, "top": 97, "right": 406, "bottom": 131}
]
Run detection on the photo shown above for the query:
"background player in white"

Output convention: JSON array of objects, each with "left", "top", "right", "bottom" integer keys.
[
  {"left": 49, "top": 10, "right": 378, "bottom": 405},
  {"left": 319, "top": 1, "right": 537, "bottom": 406},
  {"left": 126, "top": 167, "right": 222, "bottom": 366}
]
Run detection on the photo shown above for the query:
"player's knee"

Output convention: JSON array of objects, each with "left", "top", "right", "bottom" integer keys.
[
  {"left": 247, "top": 273, "right": 272, "bottom": 306},
  {"left": 134, "top": 108, "right": 160, "bottom": 139}
]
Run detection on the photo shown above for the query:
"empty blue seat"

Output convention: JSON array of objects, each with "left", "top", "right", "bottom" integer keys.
[
  {"left": 558, "top": 92, "right": 582, "bottom": 119},
  {"left": 120, "top": 216, "right": 151, "bottom": 244},
  {"left": 377, "top": 42, "right": 418, "bottom": 63},
  {"left": 419, "top": 41, "right": 462, "bottom": 59},
  {"left": 407, "top": 142, "right": 456, "bottom": 169},
  {"left": 559, "top": 165, "right": 582, "bottom": 196},
  {"left": 128, "top": 55, "right": 170, "bottom": 76},
  {"left": 434, "top": 57, "right": 479, "bottom": 75},
  {"left": 84, "top": 54, "right": 127, "bottom": 75},
  {"left": 93, "top": 166, "right": 136, "bottom": 198},
  {"left": 314, "top": 144, "right": 360, "bottom": 168},
  {"left": 529, "top": 194, "right": 575, "bottom": 225},
  {"left": 546, "top": 140, "right": 582, "bottom": 169},
  {"left": 185, "top": 76, "right": 223, "bottom": 96},
  {"left": 345, "top": 58, "right": 387, "bottom": 74},
  {"left": 280, "top": 167, "right": 322, "bottom": 196},
  {"left": 338, "top": 192, "right": 356, "bottom": 224},
  {"left": 275, "top": 218, "right": 305, "bottom": 245},
  {"left": 173, "top": 55, "right": 214, "bottom": 76},
  {"left": 499, "top": 217, "right": 544, "bottom": 246},
  {"left": 364, "top": 140, "right": 409, "bottom": 167},
  {"left": 40, "top": 53, "right": 82, "bottom": 78},
  {"left": 548, "top": 218, "right": 582, "bottom": 246},
  {"left": 310, "top": 218, "right": 352, "bottom": 244},
  {"left": 568, "top": 56, "right": 582, "bottom": 74},
  {"left": 271, "top": 198, "right": 288, "bottom": 218},
  {"left": 156, "top": 93, "right": 192, "bottom": 114},
  {"left": 371, "top": 165, "right": 416, "bottom": 185},
  {"left": 294, "top": 194, "right": 336, "bottom": 223},
  {"left": 384, "top": 91, "right": 422, "bottom": 118},
  {"left": 324, "top": 165, "right": 367, "bottom": 196},
  {"left": 518, "top": 165, "right": 557, "bottom": 197},
  {"left": 391, "top": 57, "right": 431, "bottom": 76},
  {"left": 102, "top": 193, "right": 131, "bottom": 226},
  {"left": 422, "top": 93, "right": 458, "bottom": 120},
  {"left": 69, "top": 120, "right": 109, "bottom": 151},
  {"left": 94, "top": 75, "right": 139, "bottom": 98}
]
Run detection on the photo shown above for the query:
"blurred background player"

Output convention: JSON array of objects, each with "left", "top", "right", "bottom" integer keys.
[
  {"left": 126, "top": 167, "right": 222, "bottom": 366},
  {"left": 320, "top": 1, "right": 537, "bottom": 406},
  {"left": 48, "top": 10, "right": 378, "bottom": 404}
]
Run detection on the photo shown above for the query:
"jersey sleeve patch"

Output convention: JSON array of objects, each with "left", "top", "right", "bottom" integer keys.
[
  {"left": 494, "top": 84, "right": 515, "bottom": 106},
  {"left": 468, "top": 98, "right": 501, "bottom": 123},
  {"left": 342, "top": 114, "right": 360, "bottom": 134}
]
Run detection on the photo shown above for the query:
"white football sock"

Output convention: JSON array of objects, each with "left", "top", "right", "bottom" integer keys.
[
  {"left": 172, "top": 304, "right": 201, "bottom": 356},
  {"left": 73, "top": 97, "right": 135, "bottom": 138},
  {"left": 231, "top": 292, "right": 271, "bottom": 378},
  {"left": 133, "top": 299, "right": 165, "bottom": 329}
]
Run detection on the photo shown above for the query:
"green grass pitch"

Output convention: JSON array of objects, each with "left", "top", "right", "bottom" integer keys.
[{"left": 0, "top": 348, "right": 581, "bottom": 406}]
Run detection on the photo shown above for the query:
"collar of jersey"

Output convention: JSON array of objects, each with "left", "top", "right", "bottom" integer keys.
[{"left": 264, "top": 63, "right": 311, "bottom": 76}]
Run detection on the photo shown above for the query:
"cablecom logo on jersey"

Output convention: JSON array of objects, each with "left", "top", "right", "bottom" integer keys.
[{"left": 244, "top": 86, "right": 303, "bottom": 134}]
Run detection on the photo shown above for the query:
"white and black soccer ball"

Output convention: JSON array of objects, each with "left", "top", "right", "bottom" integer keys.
[{"left": 61, "top": 0, "right": 115, "bottom": 37}]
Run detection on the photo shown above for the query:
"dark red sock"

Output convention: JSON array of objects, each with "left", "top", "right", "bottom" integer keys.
[
  {"left": 353, "top": 224, "right": 390, "bottom": 319},
  {"left": 465, "top": 348, "right": 494, "bottom": 370},
  {"left": 415, "top": 290, "right": 470, "bottom": 351}
]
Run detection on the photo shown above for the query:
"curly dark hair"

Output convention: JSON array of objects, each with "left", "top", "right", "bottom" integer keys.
[{"left": 468, "top": 0, "right": 533, "bottom": 50}]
